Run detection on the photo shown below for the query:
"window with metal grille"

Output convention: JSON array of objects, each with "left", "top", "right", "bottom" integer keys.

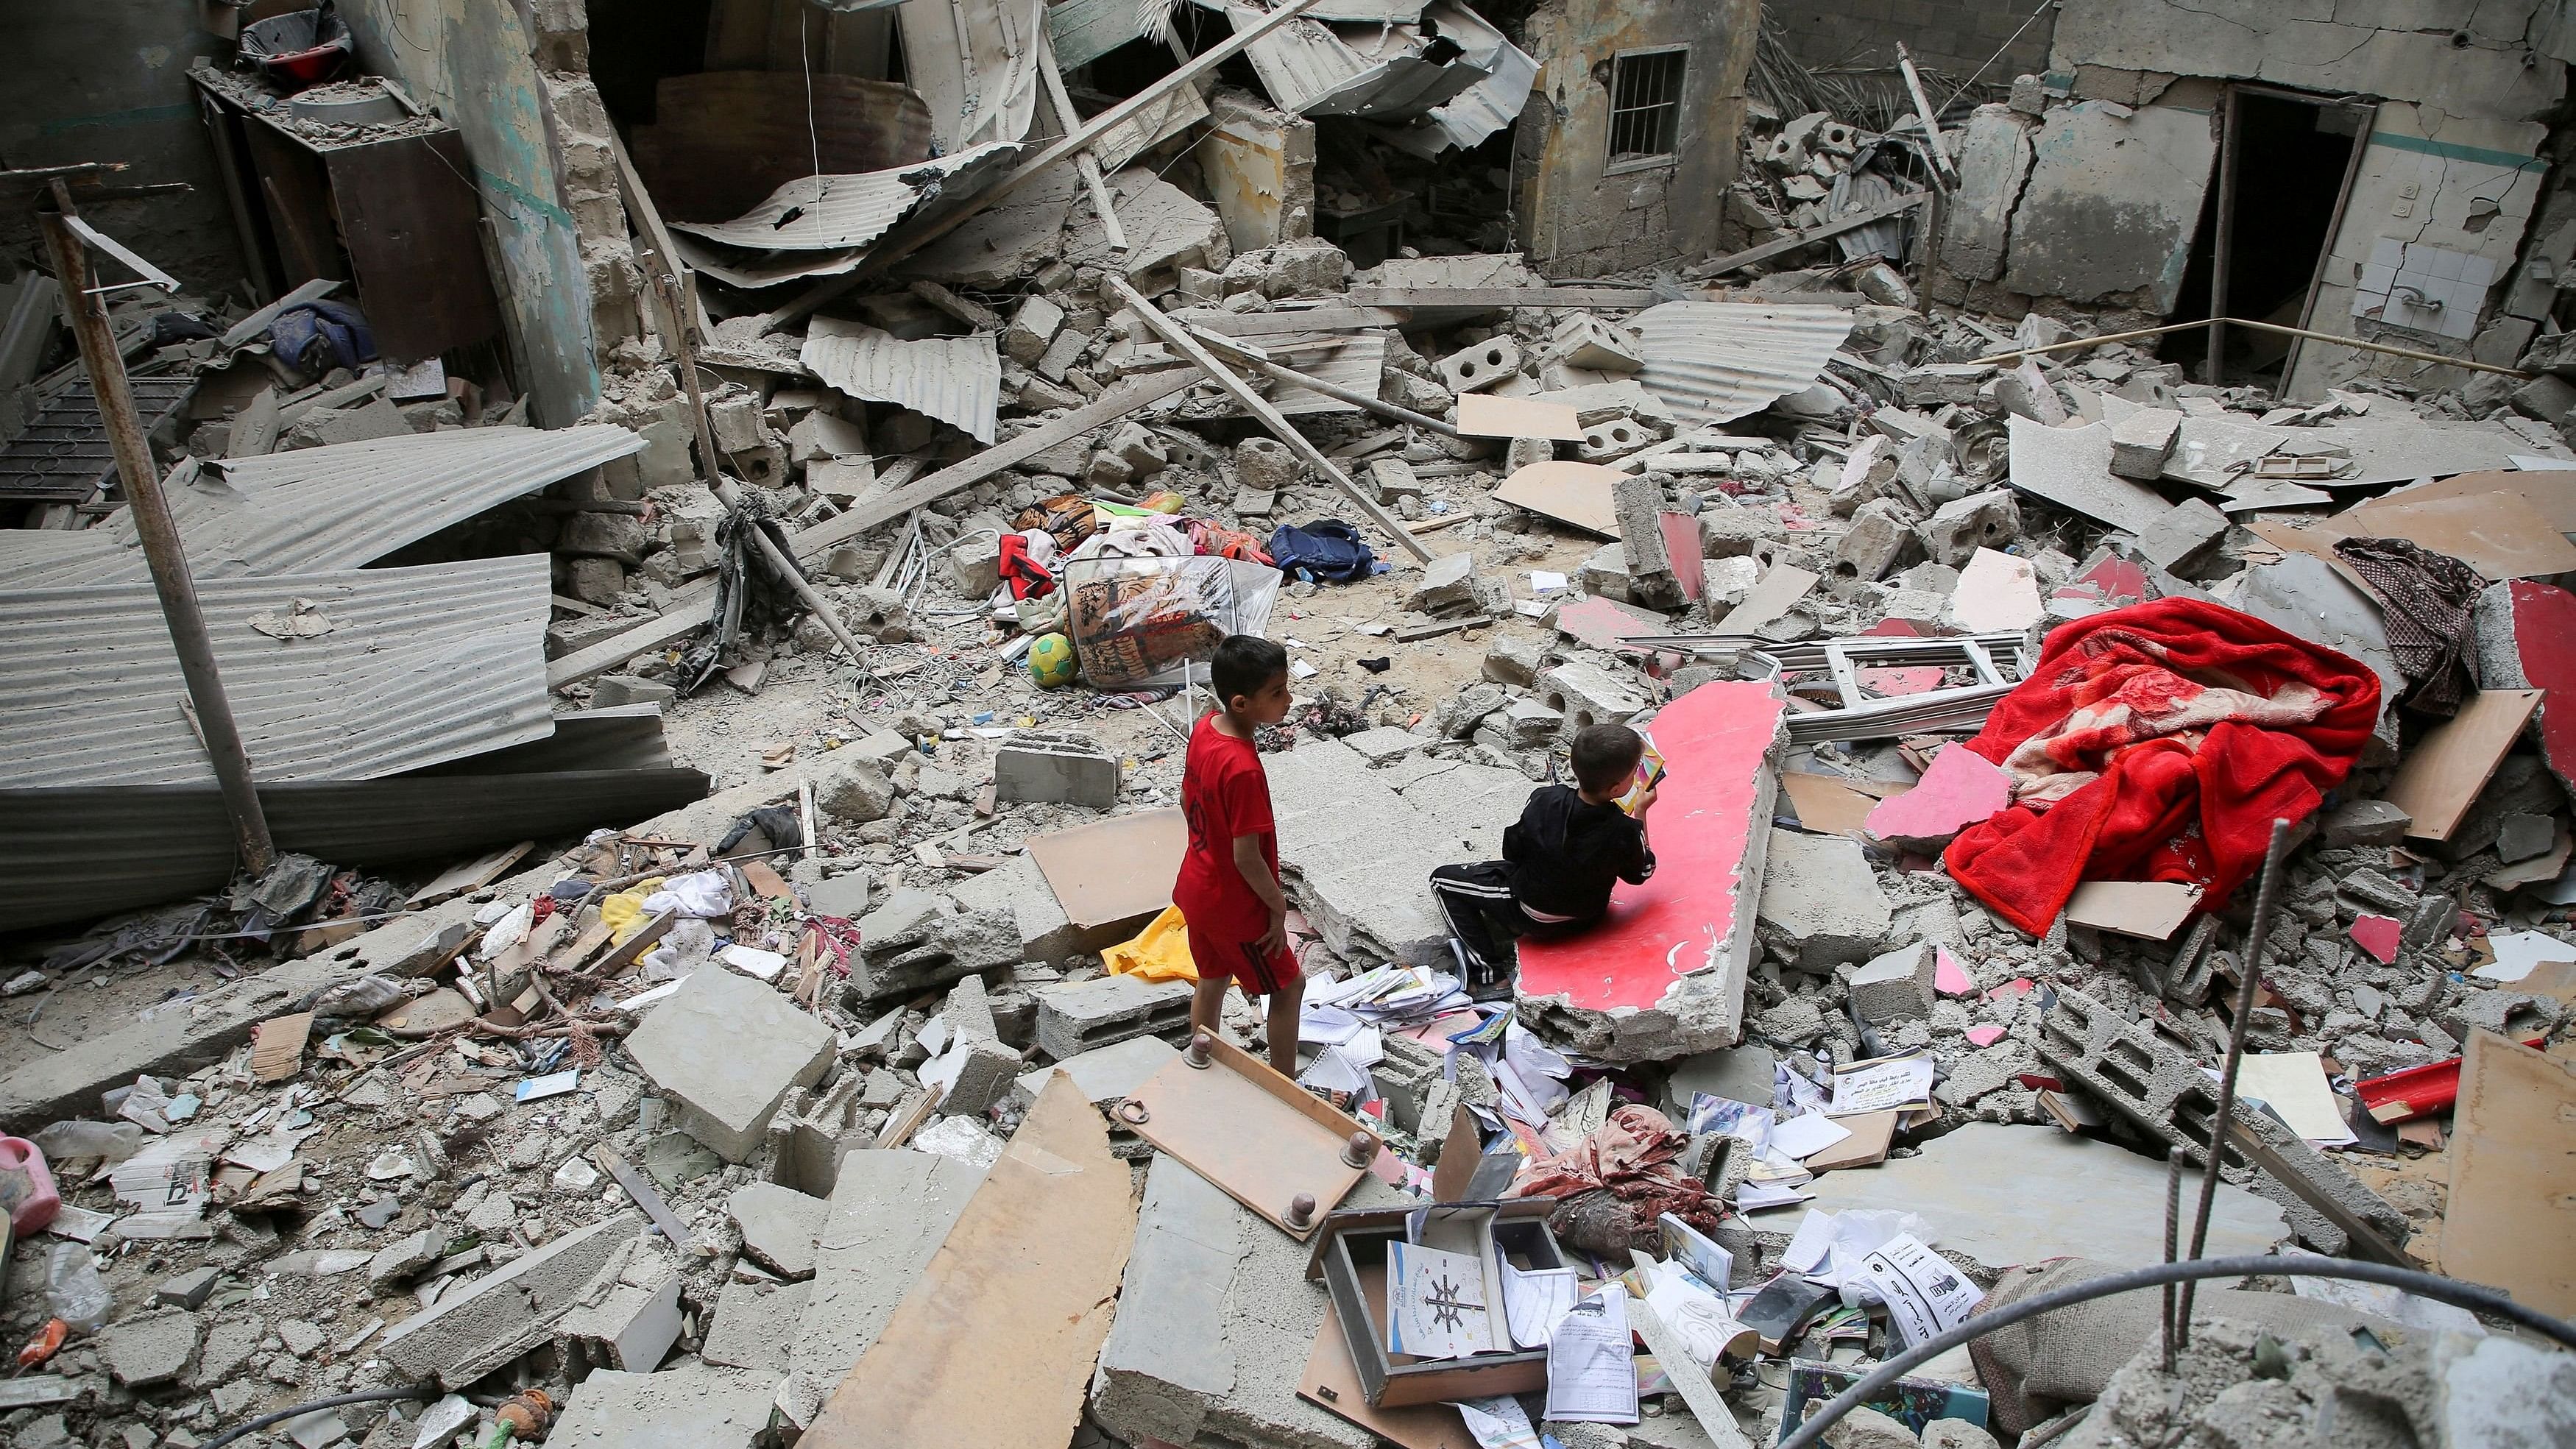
[{"left": 1607, "top": 49, "right": 1687, "bottom": 165}]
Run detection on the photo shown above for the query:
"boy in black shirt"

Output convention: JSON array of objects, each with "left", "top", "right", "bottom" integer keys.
[{"left": 1429, "top": 723, "right": 1658, "bottom": 991}]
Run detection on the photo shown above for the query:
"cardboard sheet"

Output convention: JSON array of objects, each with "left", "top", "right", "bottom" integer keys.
[
  {"left": 2061, "top": 880, "right": 2202, "bottom": 940},
  {"left": 2382, "top": 690, "right": 2544, "bottom": 840},
  {"left": 1716, "top": 563, "right": 1820, "bottom": 633},
  {"left": 1026, "top": 808, "right": 1186, "bottom": 929},
  {"left": 2336, "top": 491, "right": 2576, "bottom": 581},
  {"left": 1457, "top": 392, "right": 1583, "bottom": 441},
  {"left": 2374, "top": 467, "right": 2576, "bottom": 533},
  {"left": 1495, "top": 461, "right": 1623, "bottom": 536},
  {"left": 2232, "top": 1052, "right": 2357, "bottom": 1147},
  {"left": 2440, "top": 1032, "right": 2576, "bottom": 1319},
  {"left": 1802, "top": 1110, "right": 1900, "bottom": 1172},
  {"left": 1778, "top": 771, "right": 1897, "bottom": 836},
  {"left": 803, "top": 1074, "right": 1136, "bottom": 1449}
]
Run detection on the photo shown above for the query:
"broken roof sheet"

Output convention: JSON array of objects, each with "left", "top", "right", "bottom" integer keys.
[
  {"left": 2102, "top": 392, "right": 2529, "bottom": 490},
  {"left": 0, "top": 555, "right": 553, "bottom": 789},
  {"left": 1627, "top": 302, "right": 1856, "bottom": 427},
  {"left": 669, "top": 144, "right": 1021, "bottom": 253},
  {"left": 629, "top": 71, "right": 934, "bottom": 225},
  {"left": 0, "top": 424, "right": 644, "bottom": 587},
  {"left": 900, "top": 0, "right": 1046, "bottom": 152},
  {"left": 802, "top": 318, "right": 1002, "bottom": 444},
  {"left": 1216, "top": 0, "right": 1528, "bottom": 144}
]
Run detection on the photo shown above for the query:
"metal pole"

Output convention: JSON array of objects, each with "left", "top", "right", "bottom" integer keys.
[
  {"left": 2175, "top": 816, "right": 2294, "bottom": 1345},
  {"left": 2207, "top": 87, "right": 2239, "bottom": 386},
  {"left": 38, "top": 185, "right": 275, "bottom": 874}
]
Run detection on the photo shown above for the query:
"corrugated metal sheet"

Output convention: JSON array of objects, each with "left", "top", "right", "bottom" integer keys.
[
  {"left": 1229, "top": 10, "right": 1374, "bottom": 113},
  {"left": 902, "top": 0, "right": 1046, "bottom": 152},
  {"left": 0, "top": 556, "right": 553, "bottom": 789},
  {"left": 17, "top": 425, "right": 645, "bottom": 585},
  {"left": 802, "top": 319, "right": 1002, "bottom": 444},
  {"left": 669, "top": 143, "right": 1022, "bottom": 252},
  {"left": 0, "top": 376, "right": 197, "bottom": 502},
  {"left": 1628, "top": 303, "right": 1857, "bottom": 427},
  {"left": 671, "top": 234, "right": 863, "bottom": 289},
  {"left": 629, "top": 71, "right": 935, "bottom": 225},
  {"left": 1217, "top": 0, "right": 1519, "bottom": 139},
  {"left": 1049, "top": 0, "right": 1149, "bottom": 74}
]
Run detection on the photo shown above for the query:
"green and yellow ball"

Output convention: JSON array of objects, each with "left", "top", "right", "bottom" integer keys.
[{"left": 1027, "top": 631, "right": 1078, "bottom": 688}]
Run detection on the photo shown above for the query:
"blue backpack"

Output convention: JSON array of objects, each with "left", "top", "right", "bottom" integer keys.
[{"left": 1267, "top": 520, "right": 1377, "bottom": 584}]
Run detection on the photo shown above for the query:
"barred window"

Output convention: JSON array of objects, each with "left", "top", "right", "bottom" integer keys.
[{"left": 1607, "top": 49, "right": 1687, "bottom": 164}]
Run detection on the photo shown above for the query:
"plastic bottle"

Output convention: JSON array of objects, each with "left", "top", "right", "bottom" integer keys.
[
  {"left": 44, "top": 1241, "right": 110, "bottom": 1333},
  {"left": 0, "top": 1136, "right": 60, "bottom": 1235}
]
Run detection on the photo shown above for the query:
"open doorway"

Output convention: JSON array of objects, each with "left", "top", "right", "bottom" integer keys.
[{"left": 2162, "top": 86, "right": 2372, "bottom": 389}]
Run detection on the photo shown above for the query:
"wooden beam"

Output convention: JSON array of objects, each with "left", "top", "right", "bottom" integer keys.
[{"left": 1695, "top": 191, "right": 1932, "bottom": 277}]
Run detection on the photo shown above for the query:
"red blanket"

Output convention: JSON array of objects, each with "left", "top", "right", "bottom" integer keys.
[{"left": 1943, "top": 599, "right": 2379, "bottom": 936}]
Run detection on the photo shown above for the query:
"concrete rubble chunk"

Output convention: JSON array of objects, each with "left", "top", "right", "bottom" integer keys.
[
  {"left": 556, "top": 1245, "right": 684, "bottom": 1378},
  {"left": 101, "top": 1308, "right": 201, "bottom": 1388},
  {"left": 2108, "top": 406, "right": 2183, "bottom": 480},
  {"left": 1756, "top": 830, "right": 1893, "bottom": 970},
  {"left": 1034, "top": 972, "right": 1194, "bottom": 1060},
  {"left": 848, "top": 896, "right": 1022, "bottom": 1002},
  {"left": 2133, "top": 497, "right": 2230, "bottom": 574},
  {"left": 1265, "top": 737, "right": 1532, "bottom": 965},
  {"left": 1917, "top": 489, "right": 2021, "bottom": 568},
  {"left": 366, "top": 1227, "right": 445, "bottom": 1292},
  {"left": 1018, "top": 1033, "right": 1179, "bottom": 1103},
  {"left": 624, "top": 969, "right": 836, "bottom": 1162},
  {"left": 701, "top": 1276, "right": 810, "bottom": 1372},
  {"left": 727, "top": 1180, "right": 829, "bottom": 1280},
  {"left": 544, "top": 1365, "right": 773, "bottom": 1449},
  {"left": 791, "top": 1149, "right": 985, "bottom": 1395},
  {"left": 1844, "top": 943, "right": 1935, "bottom": 1024},
  {"left": 1406, "top": 551, "right": 1476, "bottom": 614},
  {"left": 1540, "top": 658, "right": 1649, "bottom": 737},
  {"left": 994, "top": 731, "right": 1121, "bottom": 807},
  {"left": 380, "top": 1214, "right": 644, "bottom": 1386},
  {"left": 1864, "top": 745, "right": 2010, "bottom": 854},
  {"left": 1836, "top": 497, "right": 1918, "bottom": 581}
]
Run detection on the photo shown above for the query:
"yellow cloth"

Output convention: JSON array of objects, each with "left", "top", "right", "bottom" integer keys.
[
  {"left": 1106, "top": 904, "right": 1197, "bottom": 982},
  {"left": 601, "top": 876, "right": 667, "bottom": 946}
]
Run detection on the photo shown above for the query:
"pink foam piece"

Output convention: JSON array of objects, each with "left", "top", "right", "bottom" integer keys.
[
  {"left": 1516, "top": 680, "right": 1786, "bottom": 1015},
  {"left": 1858, "top": 665, "right": 1945, "bottom": 697},
  {"left": 1933, "top": 945, "right": 1974, "bottom": 997},
  {"left": 1864, "top": 746, "right": 2011, "bottom": 851},
  {"left": 2350, "top": 913, "right": 2404, "bottom": 965},
  {"left": 1964, "top": 1025, "right": 2008, "bottom": 1047},
  {"left": 1554, "top": 593, "right": 1670, "bottom": 655}
]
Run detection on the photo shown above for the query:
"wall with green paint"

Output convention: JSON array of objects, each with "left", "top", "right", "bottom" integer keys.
[
  {"left": 0, "top": 3, "right": 241, "bottom": 292},
  {"left": 336, "top": 0, "right": 601, "bottom": 426}
]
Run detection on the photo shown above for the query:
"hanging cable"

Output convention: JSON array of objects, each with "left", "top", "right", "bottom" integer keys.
[{"left": 802, "top": 5, "right": 822, "bottom": 178}]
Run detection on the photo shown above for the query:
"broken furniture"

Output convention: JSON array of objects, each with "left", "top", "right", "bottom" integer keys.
[
  {"left": 1623, "top": 631, "right": 2034, "bottom": 743},
  {"left": 1305, "top": 1198, "right": 1568, "bottom": 1407},
  {"left": 1114, "top": 1032, "right": 1381, "bottom": 1239}
]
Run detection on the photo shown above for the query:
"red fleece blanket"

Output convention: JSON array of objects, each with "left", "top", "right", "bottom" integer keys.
[{"left": 1943, "top": 598, "right": 2380, "bottom": 936}]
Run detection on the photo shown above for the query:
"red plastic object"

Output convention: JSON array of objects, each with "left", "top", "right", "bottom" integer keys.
[
  {"left": 17, "top": 1319, "right": 66, "bottom": 1370},
  {"left": 2354, "top": 1034, "right": 2545, "bottom": 1124},
  {"left": 0, "top": 1136, "right": 61, "bottom": 1236}
]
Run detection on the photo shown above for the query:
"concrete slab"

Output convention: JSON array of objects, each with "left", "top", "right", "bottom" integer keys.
[
  {"left": 1941, "top": 106, "right": 2030, "bottom": 282},
  {"left": 2001, "top": 102, "right": 2215, "bottom": 311},
  {"left": 380, "top": 1214, "right": 643, "bottom": 1386},
  {"left": 1555, "top": 593, "right": 1668, "bottom": 654},
  {"left": 1091, "top": 1155, "right": 1393, "bottom": 1449},
  {"left": 790, "top": 1149, "right": 985, "bottom": 1392},
  {"left": 1752, "top": 1123, "right": 2287, "bottom": 1271},
  {"left": 701, "top": 1276, "right": 809, "bottom": 1372},
  {"left": 1265, "top": 739, "right": 1531, "bottom": 966},
  {"left": 101, "top": 1308, "right": 199, "bottom": 1388},
  {"left": 727, "top": 1181, "right": 828, "bottom": 1280},
  {"left": 1844, "top": 943, "right": 1934, "bottom": 1024},
  {"left": 947, "top": 853, "right": 1092, "bottom": 965},
  {"left": 1664, "top": 1043, "right": 1777, "bottom": 1116},
  {"left": 2003, "top": 417, "right": 2172, "bottom": 538},
  {"left": 1516, "top": 680, "right": 1788, "bottom": 1060},
  {"left": 626, "top": 968, "right": 837, "bottom": 1161},
  {"left": 1864, "top": 745, "right": 2009, "bottom": 854},
  {"left": 1755, "top": 830, "right": 1892, "bottom": 970},
  {"left": 1019, "top": 1034, "right": 1180, "bottom": 1102},
  {"left": 1944, "top": 548, "right": 2043, "bottom": 634},
  {"left": 547, "top": 1365, "right": 772, "bottom": 1449}
]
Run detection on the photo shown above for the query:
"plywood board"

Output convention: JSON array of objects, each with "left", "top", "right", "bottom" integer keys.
[
  {"left": 1456, "top": 391, "right": 1583, "bottom": 441},
  {"left": 1777, "top": 771, "right": 1896, "bottom": 836},
  {"left": 2382, "top": 689, "right": 2544, "bottom": 840},
  {"left": 803, "top": 1074, "right": 1136, "bottom": 1449},
  {"left": 1494, "top": 460, "right": 1622, "bottom": 536},
  {"left": 1298, "top": 1302, "right": 1476, "bottom": 1449},
  {"left": 2338, "top": 491, "right": 2576, "bottom": 581},
  {"left": 1803, "top": 1109, "right": 1899, "bottom": 1172},
  {"left": 2439, "top": 1032, "right": 2576, "bottom": 1319},
  {"left": 1121, "top": 1032, "right": 1376, "bottom": 1238},
  {"left": 402, "top": 840, "right": 533, "bottom": 907},
  {"left": 2376, "top": 467, "right": 2576, "bottom": 533},
  {"left": 2061, "top": 880, "right": 2203, "bottom": 940},
  {"left": 1716, "top": 563, "right": 1820, "bottom": 633},
  {"left": 1027, "top": 809, "right": 1186, "bottom": 929}
]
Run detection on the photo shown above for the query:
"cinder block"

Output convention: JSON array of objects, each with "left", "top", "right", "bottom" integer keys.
[
  {"left": 994, "top": 731, "right": 1121, "bottom": 808},
  {"left": 625, "top": 970, "right": 837, "bottom": 1162},
  {"left": 1437, "top": 334, "right": 1521, "bottom": 394},
  {"left": 1539, "top": 659, "right": 1649, "bottom": 736},
  {"left": 1034, "top": 973, "right": 1194, "bottom": 1060},
  {"left": 2108, "top": 406, "right": 2182, "bottom": 480},
  {"left": 1917, "top": 489, "right": 2021, "bottom": 567},
  {"left": 380, "top": 1214, "right": 645, "bottom": 1386},
  {"left": 557, "top": 1244, "right": 684, "bottom": 1380}
]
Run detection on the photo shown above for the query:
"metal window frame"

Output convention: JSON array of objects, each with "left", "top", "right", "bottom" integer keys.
[{"left": 1604, "top": 45, "right": 1690, "bottom": 173}]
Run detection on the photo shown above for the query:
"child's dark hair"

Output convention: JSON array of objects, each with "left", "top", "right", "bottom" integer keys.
[
  {"left": 1210, "top": 634, "right": 1288, "bottom": 709},
  {"left": 1570, "top": 723, "right": 1646, "bottom": 796}
]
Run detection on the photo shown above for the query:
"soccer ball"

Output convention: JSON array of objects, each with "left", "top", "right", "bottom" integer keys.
[{"left": 1027, "top": 631, "right": 1078, "bottom": 688}]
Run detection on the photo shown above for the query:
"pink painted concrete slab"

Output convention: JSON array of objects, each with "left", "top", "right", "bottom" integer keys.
[
  {"left": 2351, "top": 913, "right": 2403, "bottom": 965},
  {"left": 1964, "top": 1025, "right": 2007, "bottom": 1047},
  {"left": 1864, "top": 745, "right": 2011, "bottom": 852},
  {"left": 2494, "top": 580, "right": 2576, "bottom": 794},
  {"left": 1660, "top": 512, "right": 1705, "bottom": 602},
  {"left": 1554, "top": 593, "right": 1671, "bottom": 655},
  {"left": 1858, "top": 665, "right": 1945, "bottom": 697},
  {"left": 1984, "top": 977, "right": 2034, "bottom": 1003},
  {"left": 1515, "top": 679, "right": 1786, "bottom": 1017},
  {"left": 1933, "top": 946, "right": 1973, "bottom": 996},
  {"left": 1862, "top": 618, "right": 1925, "bottom": 638}
]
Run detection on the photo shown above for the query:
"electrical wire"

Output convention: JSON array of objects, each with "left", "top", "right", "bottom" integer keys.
[
  {"left": 1774, "top": 1255, "right": 2576, "bottom": 1449},
  {"left": 802, "top": 6, "right": 823, "bottom": 179},
  {"left": 202, "top": 1384, "right": 439, "bottom": 1449}
]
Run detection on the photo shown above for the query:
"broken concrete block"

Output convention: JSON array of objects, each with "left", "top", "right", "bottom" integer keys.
[
  {"left": 1092, "top": 1155, "right": 1383, "bottom": 1449},
  {"left": 1266, "top": 737, "right": 1531, "bottom": 966},
  {"left": 2108, "top": 407, "right": 2182, "bottom": 480},
  {"left": 1614, "top": 475, "right": 1684, "bottom": 609},
  {"left": 2321, "top": 797, "right": 2411, "bottom": 847},
  {"left": 2498, "top": 811, "right": 2555, "bottom": 863},
  {"left": 1034, "top": 973, "right": 1193, "bottom": 1060},
  {"left": 1577, "top": 541, "right": 1636, "bottom": 603},
  {"left": 1340, "top": 726, "right": 1426, "bottom": 767},
  {"left": 815, "top": 756, "right": 895, "bottom": 822},
  {"left": 155, "top": 1266, "right": 221, "bottom": 1310},
  {"left": 701, "top": 1277, "right": 808, "bottom": 1373},
  {"left": 993, "top": 731, "right": 1120, "bottom": 808},
  {"left": 545, "top": 1365, "right": 773, "bottom": 1449},
  {"left": 1756, "top": 830, "right": 1892, "bottom": 970},
  {"left": 848, "top": 900, "right": 1022, "bottom": 1002},
  {"left": 728, "top": 1181, "right": 828, "bottom": 1280},
  {"left": 557, "top": 1246, "right": 684, "bottom": 1378},
  {"left": 1004, "top": 294, "right": 1065, "bottom": 366},
  {"left": 1437, "top": 334, "right": 1521, "bottom": 394},
  {"left": 1482, "top": 633, "right": 1545, "bottom": 687},
  {"left": 1864, "top": 745, "right": 2010, "bottom": 853},
  {"left": 946, "top": 854, "right": 1089, "bottom": 966},
  {"left": 102, "top": 1308, "right": 201, "bottom": 1388},
  {"left": 1844, "top": 944, "right": 1935, "bottom": 1024},
  {"left": 1540, "top": 658, "right": 1649, "bottom": 735},
  {"left": 1018, "top": 1034, "right": 1179, "bottom": 1104},
  {"left": 367, "top": 1227, "right": 445, "bottom": 1292},
  {"left": 1549, "top": 312, "right": 1643, "bottom": 373},
  {"left": 626, "top": 970, "right": 835, "bottom": 1162},
  {"left": 790, "top": 1150, "right": 985, "bottom": 1393},
  {"left": 1407, "top": 551, "right": 1476, "bottom": 614},
  {"left": 1917, "top": 489, "right": 2021, "bottom": 568},
  {"left": 1367, "top": 455, "right": 1421, "bottom": 504},
  {"left": 381, "top": 1214, "right": 644, "bottom": 1386},
  {"left": 1836, "top": 497, "right": 1919, "bottom": 581},
  {"left": 924, "top": 1035, "right": 1023, "bottom": 1116},
  {"left": 588, "top": 673, "right": 670, "bottom": 708},
  {"left": 1945, "top": 548, "right": 2044, "bottom": 634},
  {"left": 2133, "top": 497, "right": 2230, "bottom": 574}
]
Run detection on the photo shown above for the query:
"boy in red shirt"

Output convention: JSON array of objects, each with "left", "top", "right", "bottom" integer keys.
[{"left": 1174, "top": 634, "right": 1303, "bottom": 1075}]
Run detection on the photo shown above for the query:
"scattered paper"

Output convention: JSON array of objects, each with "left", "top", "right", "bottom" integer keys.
[
  {"left": 1544, "top": 1283, "right": 1641, "bottom": 1425},
  {"left": 1289, "top": 659, "right": 1320, "bottom": 679},
  {"left": 2476, "top": 929, "right": 2576, "bottom": 982},
  {"left": 46, "top": 1204, "right": 112, "bottom": 1242},
  {"left": 1454, "top": 1395, "right": 1543, "bottom": 1449},
  {"left": 1854, "top": 1233, "right": 1984, "bottom": 1347},
  {"left": 1514, "top": 598, "right": 1548, "bottom": 617},
  {"left": 1501, "top": 1261, "right": 1579, "bottom": 1348},
  {"left": 2224, "top": 1052, "right": 2357, "bottom": 1147},
  {"left": 1771, "top": 1113, "right": 1855, "bottom": 1161},
  {"left": 1530, "top": 570, "right": 1568, "bottom": 592},
  {"left": 1829, "top": 1053, "right": 1936, "bottom": 1113},
  {"left": 514, "top": 1069, "right": 580, "bottom": 1103},
  {"left": 1781, "top": 1209, "right": 1836, "bottom": 1274},
  {"left": 1387, "top": 1241, "right": 1496, "bottom": 1360},
  {"left": 1687, "top": 1093, "right": 1774, "bottom": 1152},
  {"left": 1735, "top": 1181, "right": 1813, "bottom": 1211}
]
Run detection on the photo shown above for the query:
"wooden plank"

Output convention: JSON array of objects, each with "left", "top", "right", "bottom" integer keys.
[
  {"left": 217, "top": 276, "right": 340, "bottom": 351},
  {"left": 1026, "top": 809, "right": 1186, "bottom": 930},
  {"left": 1804, "top": 1109, "right": 1900, "bottom": 1172},
  {"left": 323, "top": 131, "right": 504, "bottom": 362},
  {"left": 2062, "top": 880, "right": 2203, "bottom": 940},
  {"left": 2382, "top": 689, "right": 2544, "bottom": 840},
  {"left": 2336, "top": 490, "right": 2576, "bottom": 581},
  {"left": 1696, "top": 191, "right": 1933, "bottom": 278},
  {"left": 1493, "top": 459, "right": 1623, "bottom": 536},
  {"left": 404, "top": 840, "right": 536, "bottom": 908},
  {"left": 1457, "top": 392, "right": 1582, "bottom": 441},
  {"left": 2371, "top": 467, "right": 2576, "bottom": 534},
  {"left": 1191, "top": 306, "right": 1410, "bottom": 337},
  {"left": 804, "top": 1076, "right": 1136, "bottom": 1449},
  {"left": 1343, "top": 286, "right": 1658, "bottom": 308},
  {"left": 1119, "top": 1033, "right": 1377, "bottom": 1239},
  {"left": 545, "top": 368, "right": 1202, "bottom": 687}
]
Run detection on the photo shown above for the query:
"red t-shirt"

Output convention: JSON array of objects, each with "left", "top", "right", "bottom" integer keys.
[{"left": 1174, "top": 712, "right": 1281, "bottom": 943}]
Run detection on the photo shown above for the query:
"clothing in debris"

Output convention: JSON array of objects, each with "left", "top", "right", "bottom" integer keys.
[
  {"left": 2332, "top": 535, "right": 2485, "bottom": 715},
  {"left": 1427, "top": 860, "right": 1587, "bottom": 989},
  {"left": 1173, "top": 712, "right": 1295, "bottom": 994},
  {"left": 1944, "top": 598, "right": 2379, "bottom": 937},
  {"left": 1509, "top": 1103, "right": 1719, "bottom": 1253}
]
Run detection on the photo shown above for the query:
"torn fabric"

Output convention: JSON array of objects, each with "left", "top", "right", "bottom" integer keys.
[{"left": 2332, "top": 536, "right": 2486, "bottom": 716}]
